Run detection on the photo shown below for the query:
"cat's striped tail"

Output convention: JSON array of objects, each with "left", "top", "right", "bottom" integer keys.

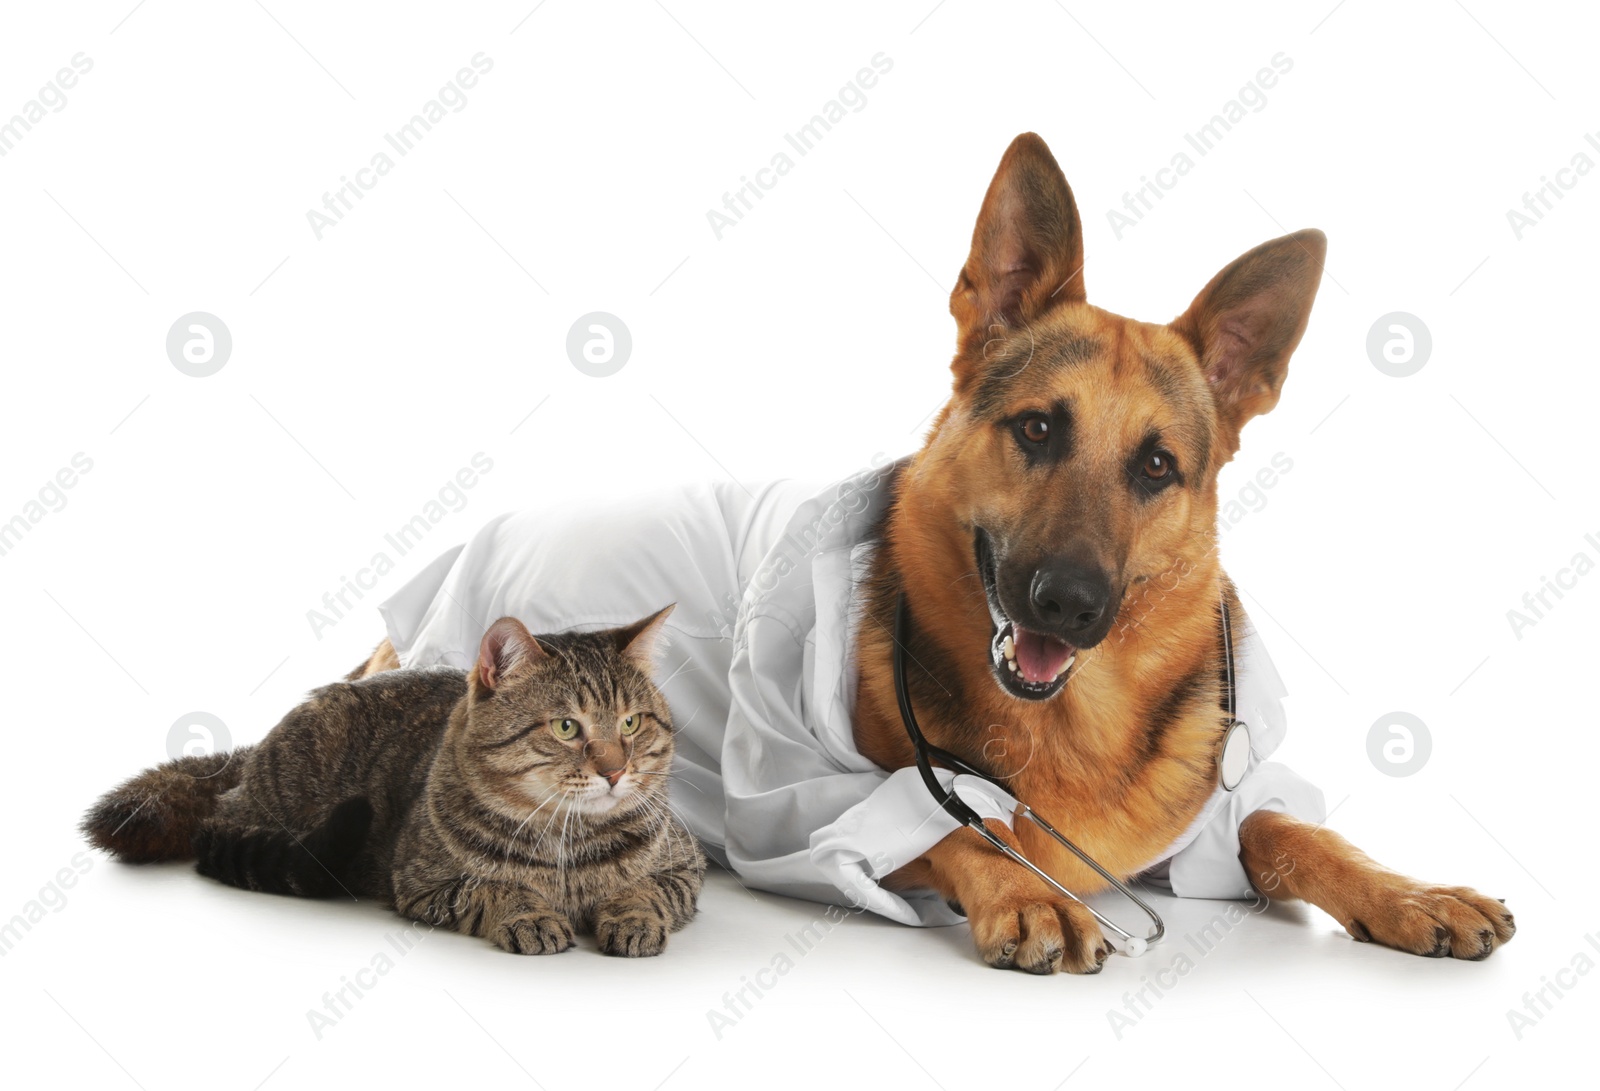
[
  {"left": 193, "top": 797, "right": 373, "bottom": 898},
  {"left": 82, "top": 749, "right": 254, "bottom": 863}
]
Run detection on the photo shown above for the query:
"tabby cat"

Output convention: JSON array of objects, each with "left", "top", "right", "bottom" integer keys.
[{"left": 83, "top": 608, "right": 705, "bottom": 957}]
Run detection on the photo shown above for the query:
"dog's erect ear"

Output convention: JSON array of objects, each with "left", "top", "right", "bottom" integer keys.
[
  {"left": 950, "top": 133, "right": 1086, "bottom": 358},
  {"left": 1170, "top": 229, "right": 1326, "bottom": 452},
  {"left": 612, "top": 604, "right": 675, "bottom": 672},
  {"left": 473, "top": 617, "right": 547, "bottom": 693}
]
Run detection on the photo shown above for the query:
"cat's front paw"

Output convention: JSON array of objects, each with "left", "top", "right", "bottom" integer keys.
[
  {"left": 496, "top": 911, "right": 574, "bottom": 955},
  {"left": 595, "top": 912, "right": 669, "bottom": 958}
]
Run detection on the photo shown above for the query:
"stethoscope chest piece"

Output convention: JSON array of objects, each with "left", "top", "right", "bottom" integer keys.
[{"left": 1219, "top": 719, "right": 1251, "bottom": 792}]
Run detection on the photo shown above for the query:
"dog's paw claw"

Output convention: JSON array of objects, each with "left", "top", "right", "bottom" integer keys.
[
  {"left": 969, "top": 893, "right": 1107, "bottom": 975},
  {"left": 1351, "top": 884, "right": 1514, "bottom": 960}
]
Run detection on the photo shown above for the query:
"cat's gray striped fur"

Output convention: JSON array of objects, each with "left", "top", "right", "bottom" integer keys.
[{"left": 84, "top": 608, "right": 704, "bottom": 957}]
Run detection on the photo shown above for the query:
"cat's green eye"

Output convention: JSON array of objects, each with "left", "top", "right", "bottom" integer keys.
[
  {"left": 620, "top": 714, "right": 642, "bottom": 736},
  {"left": 551, "top": 718, "right": 581, "bottom": 741}
]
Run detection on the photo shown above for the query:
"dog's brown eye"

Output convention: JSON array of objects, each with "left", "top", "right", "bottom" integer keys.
[
  {"left": 1143, "top": 452, "right": 1172, "bottom": 479},
  {"left": 1019, "top": 415, "right": 1050, "bottom": 445}
]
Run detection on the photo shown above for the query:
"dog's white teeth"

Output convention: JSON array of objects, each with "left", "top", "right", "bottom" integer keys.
[
  {"left": 1007, "top": 659, "right": 1018, "bottom": 673},
  {"left": 1051, "top": 655, "right": 1076, "bottom": 682},
  {"left": 1001, "top": 634, "right": 1016, "bottom": 662}
]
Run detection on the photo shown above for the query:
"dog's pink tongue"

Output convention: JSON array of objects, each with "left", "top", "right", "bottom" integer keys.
[{"left": 1014, "top": 627, "right": 1074, "bottom": 685}]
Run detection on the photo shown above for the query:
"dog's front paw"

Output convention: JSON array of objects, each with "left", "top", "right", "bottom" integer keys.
[
  {"left": 1344, "top": 883, "right": 1515, "bottom": 960},
  {"left": 496, "top": 911, "right": 575, "bottom": 955},
  {"left": 595, "top": 912, "right": 669, "bottom": 958},
  {"left": 967, "top": 892, "right": 1109, "bottom": 974}
]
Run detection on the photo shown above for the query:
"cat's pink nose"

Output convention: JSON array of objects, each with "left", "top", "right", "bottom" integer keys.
[{"left": 601, "top": 767, "right": 626, "bottom": 787}]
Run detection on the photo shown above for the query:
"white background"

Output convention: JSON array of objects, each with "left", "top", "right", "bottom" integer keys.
[{"left": 2, "top": 1, "right": 1596, "bottom": 1088}]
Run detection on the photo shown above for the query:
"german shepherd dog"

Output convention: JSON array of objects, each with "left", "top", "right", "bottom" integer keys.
[
  {"left": 840, "top": 133, "right": 1515, "bottom": 973},
  {"left": 335, "top": 132, "right": 1511, "bottom": 974}
]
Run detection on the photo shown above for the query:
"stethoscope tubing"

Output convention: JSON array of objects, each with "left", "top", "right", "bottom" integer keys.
[{"left": 891, "top": 592, "right": 1168, "bottom": 955}]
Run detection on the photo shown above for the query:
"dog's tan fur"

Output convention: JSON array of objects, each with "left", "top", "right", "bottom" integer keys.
[
  {"left": 348, "top": 640, "right": 401, "bottom": 681},
  {"left": 360, "top": 133, "right": 1514, "bottom": 973},
  {"left": 848, "top": 134, "right": 1514, "bottom": 973}
]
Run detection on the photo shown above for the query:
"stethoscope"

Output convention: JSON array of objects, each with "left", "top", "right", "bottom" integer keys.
[{"left": 891, "top": 591, "right": 1251, "bottom": 957}]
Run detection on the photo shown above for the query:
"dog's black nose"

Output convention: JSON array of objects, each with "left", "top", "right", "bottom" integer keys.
[{"left": 1030, "top": 563, "right": 1112, "bottom": 634}]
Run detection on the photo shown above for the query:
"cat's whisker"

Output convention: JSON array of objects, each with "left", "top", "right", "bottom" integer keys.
[
  {"left": 555, "top": 792, "right": 581, "bottom": 874},
  {"left": 630, "top": 770, "right": 700, "bottom": 791},
  {"left": 670, "top": 703, "right": 703, "bottom": 736},
  {"left": 661, "top": 797, "right": 694, "bottom": 833},
  {"left": 511, "top": 791, "right": 559, "bottom": 843},
  {"left": 529, "top": 789, "right": 574, "bottom": 858},
  {"left": 657, "top": 657, "right": 700, "bottom": 688},
  {"left": 660, "top": 806, "right": 693, "bottom": 861},
  {"left": 632, "top": 791, "right": 693, "bottom": 860},
  {"left": 635, "top": 799, "right": 675, "bottom": 850}
]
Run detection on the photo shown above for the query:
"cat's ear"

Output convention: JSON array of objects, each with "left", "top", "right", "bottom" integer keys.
[
  {"left": 474, "top": 617, "right": 547, "bottom": 693},
  {"left": 613, "top": 604, "right": 675, "bottom": 671}
]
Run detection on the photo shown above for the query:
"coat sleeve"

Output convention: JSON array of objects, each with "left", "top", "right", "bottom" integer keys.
[
  {"left": 1155, "top": 621, "right": 1327, "bottom": 899},
  {"left": 1161, "top": 760, "right": 1327, "bottom": 900},
  {"left": 719, "top": 609, "right": 1022, "bottom": 926}
]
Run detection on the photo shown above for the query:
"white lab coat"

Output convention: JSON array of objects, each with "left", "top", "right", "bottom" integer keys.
[{"left": 379, "top": 460, "right": 1325, "bottom": 926}]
